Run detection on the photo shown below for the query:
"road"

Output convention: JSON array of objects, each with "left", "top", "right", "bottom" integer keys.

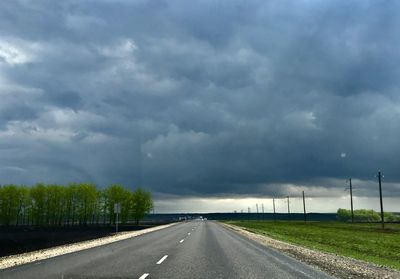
[{"left": 0, "top": 220, "right": 334, "bottom": 279}]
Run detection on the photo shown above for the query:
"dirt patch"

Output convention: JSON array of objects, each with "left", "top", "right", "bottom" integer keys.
[{"left": 222, "top": 223, "right": 400, "bottom": 279}]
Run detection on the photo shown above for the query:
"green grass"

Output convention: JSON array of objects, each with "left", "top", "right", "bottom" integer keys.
[{"left": 225, "top": 221, "right": 400, "bottom": 270}]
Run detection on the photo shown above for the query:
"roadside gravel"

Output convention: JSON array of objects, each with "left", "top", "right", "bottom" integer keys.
[
  {"left": 223, "top": 223, "right": 400, "bottom": 279},
  {"left": 0, "top": 223, "right": 177, "bottom": 270}
]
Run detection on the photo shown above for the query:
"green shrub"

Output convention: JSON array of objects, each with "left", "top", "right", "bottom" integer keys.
[{"left": 337, "top": 208, "right": 400, "bottom": 222}]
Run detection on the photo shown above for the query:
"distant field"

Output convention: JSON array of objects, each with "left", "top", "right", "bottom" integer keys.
[{"left": 225, "top": 221, "right": 400, "bottom": 270}]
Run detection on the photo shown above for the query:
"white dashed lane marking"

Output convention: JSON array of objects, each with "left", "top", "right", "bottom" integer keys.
[{"left": 156, "top": 255, "right": 168, "bottom": 265}]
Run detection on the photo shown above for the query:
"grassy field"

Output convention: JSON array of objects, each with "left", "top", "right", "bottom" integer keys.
[{"left": 225, "top": 221, "right": 400, "bottom": 270}]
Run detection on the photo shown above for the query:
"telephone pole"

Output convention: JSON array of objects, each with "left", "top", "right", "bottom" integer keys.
[
  {"left": 302, "top": 191, "right": 307, "bottom": 222},
  {"left": 256, "top": 203, "right": 259, "bottom": 214},
  {"left": 273, "top": 198, "right": 276, "bottom": 222},
  {"left": 287, "top": 196, "right": 290, "bottom": 221},
  {"left": 348, "top": 178, "right": 354, "bottom": 223},
  {"left": 378, "top": 171, "right": 384, "bottom": 229}
]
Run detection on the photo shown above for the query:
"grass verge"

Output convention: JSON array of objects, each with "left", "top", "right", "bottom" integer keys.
[{"left": 225, "top": 221, "right": 400, "bottom": 270}]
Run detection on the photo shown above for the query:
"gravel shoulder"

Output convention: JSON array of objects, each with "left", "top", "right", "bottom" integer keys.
[
  {"left": 222, "top": 223, "right": 400, "bottom": 279},
  {"left": 0, "top": 222, "right": 177, "bottom": 270}
]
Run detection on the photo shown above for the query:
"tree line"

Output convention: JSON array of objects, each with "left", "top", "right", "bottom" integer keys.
[
  {"left": 337, "top": 208, "right": 400, "bottom": 222},
  {"left": 0, "top": 184, "right": 153, "bottom": 226}
]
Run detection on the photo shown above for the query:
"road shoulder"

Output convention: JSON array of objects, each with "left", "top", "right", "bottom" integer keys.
[{"left": 221, "top": 222, "right": 400, "bottom": 279}]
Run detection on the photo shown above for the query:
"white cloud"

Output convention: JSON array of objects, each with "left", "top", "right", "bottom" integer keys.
[{"left": 0, "top": 40, "right": 34, "bottom": 65}]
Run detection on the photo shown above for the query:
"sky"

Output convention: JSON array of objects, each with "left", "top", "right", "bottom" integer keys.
[{"left": 0, "top": 0, "right": 399, "bottom": 213}]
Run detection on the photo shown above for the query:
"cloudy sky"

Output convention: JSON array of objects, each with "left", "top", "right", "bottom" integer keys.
[{"left": 1, "top": 0, "right": 399, "bottom": 212}]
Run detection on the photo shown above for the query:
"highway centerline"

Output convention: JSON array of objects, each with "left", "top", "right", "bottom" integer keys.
[
  {"left": 156, "top": 255, "right": 168, "bottom": 265},
  {"left": 139, "top": 273, "right": 149, "bottom": 279}
]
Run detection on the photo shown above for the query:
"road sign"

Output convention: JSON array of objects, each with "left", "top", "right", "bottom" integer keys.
[
  {"left": 114, "top": 203, "right": 121, "bottom": 233},
  {"left": 114, "top": 203, "right": 121, "bottom": 214}
]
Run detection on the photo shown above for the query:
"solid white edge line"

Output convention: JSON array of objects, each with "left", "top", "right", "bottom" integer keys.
[
  {"left": 156, "top": 255, "right": 168, "bottom": 265},
  {"left": 139, "top": 273, "right": 149, "bottom": 279},
  {"left": 179, "top": 239, "right": 185, "bottom": 243}
]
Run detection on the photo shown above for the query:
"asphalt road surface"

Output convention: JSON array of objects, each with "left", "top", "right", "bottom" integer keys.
[{"left": 0, "top": 220, "right": 334, "bottom": 279}]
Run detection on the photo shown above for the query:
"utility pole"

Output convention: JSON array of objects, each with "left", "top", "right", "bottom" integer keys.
[
  {"left": 261, "top": 203, "right": 264, "bottom": 221},
  {"left": 302, "top": 191, "right": 307, "bottom": 222},
  {"left": 287, "top": 196, "right": 290, "bottom": 221},
  {"left": 273, "top": 198, "right": 276, "bottom": 222},
  {"left": 378, "top": 171, "right": 384, "bottom": 229},
  {"left": 348, "top": 178, "right": 354, "bottom": 223},
  {"left": 256, "top": 203, "right": 259, "bottom": 214}
]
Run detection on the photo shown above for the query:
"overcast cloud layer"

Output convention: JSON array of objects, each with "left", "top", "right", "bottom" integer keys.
[{"left": 1, "top": 0, "right": 400, "bottom": 202}]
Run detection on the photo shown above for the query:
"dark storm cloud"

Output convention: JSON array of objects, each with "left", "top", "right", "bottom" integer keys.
[{"left": 0, "top": 0, "right": 400, "bottom": 198}]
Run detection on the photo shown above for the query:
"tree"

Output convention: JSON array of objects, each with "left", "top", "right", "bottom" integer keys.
[
  {"left": 337, "top": 208, "right": 391, "bottom": 222},
  {"left": 75, "top": 183, "right": 97, "bottom": 225},
  {"left": 46, "top": 185, "right": 66, "bottom": 225},
  {"left": 131, "top": 188, "right": 153, "bottom": 225},
  {"left": 30, "top": 184, "right": 47, "bottom": 225},
  {"left": 0, "top": 185, "right": 21, "bottom": 225},
  {"left": 0, "top": 183, "right": 154, "bottom": 226},
  {"left": 17, "top": 186, "right": 30, "bottom": 226},
  {"left": 337, "top": 208, "right": 351, "bottom": 222},
  {"left": 105, "top": 185, "right": 129, "bottom": 224}
]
